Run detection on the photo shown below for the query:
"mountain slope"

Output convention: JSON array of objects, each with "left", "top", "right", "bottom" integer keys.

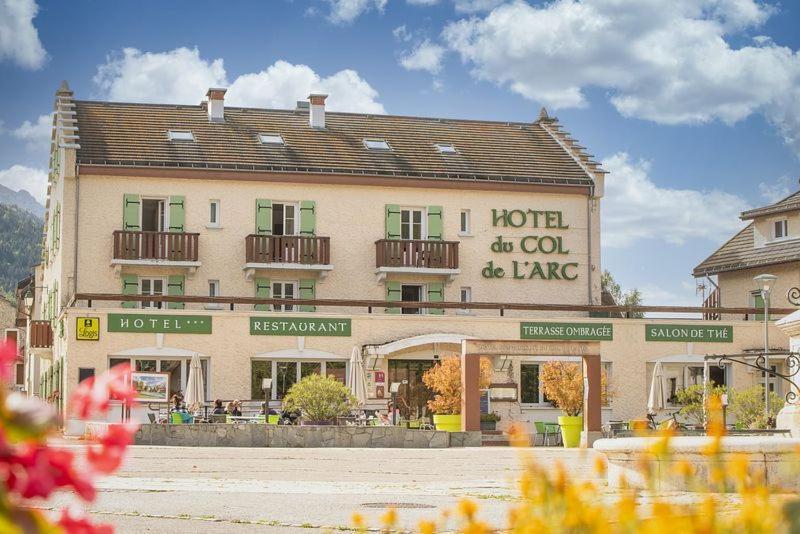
[
  {"left": 0, "top": 204, "right": 42, "bottom": 295},
  {"left": 0, "top": 185, "right": 44, "bottom": 217}
]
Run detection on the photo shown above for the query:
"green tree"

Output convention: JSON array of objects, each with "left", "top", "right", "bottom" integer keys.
[
  {"left": 675, "top": 383, "right": 727, "bottom": 425},
  {"left": 0, "top": 204, "right": 42, "bottom": 295},
  {"left": 601, "top": 270, "right": 644, "bottom": 318},
  {"left": 282, "top": 374, "right": 357, "bottom": 423},
  {"left": 729, "top": 384, "right": 784, "bottom": 429}
]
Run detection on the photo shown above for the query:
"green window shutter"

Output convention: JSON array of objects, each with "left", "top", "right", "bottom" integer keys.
[
  {"left": 121, "top": 274, "right": 138, "bottom": 308},
  {"left": 385, "top": 281, "right": 401, "bottom": 314},
  {"left": 167, "top": 275, "right": 185, "bottom": 310},
  {"left": 52, "top": 281, "right": 59, "bottom": 324},
  {"left": 256, "top": 199, "right": 273, "bottom": 235},
  {"left": 123, "top": 194, "right": 141, "bottom": 231},
  {"left": 54, "top": 203, "right": 61, "bottom": 250},
  {"left": 299, "top": 279, "right": 316, "bottom": 312},
  {"left": 385, "top": 204, "right": 401, "bottom": 240},
  {"left": 427, "top": 282, "right": 444, "bottom": 315},
  {"left": 169, "top": 195, "right": 185, "bottom": 232},
  {"left": 427, "top": 206, "right": 443, "bottom": 240},
  {"left": 299, "top": 200, "right": 316, "bottom": 236},
  {"left": 254, "top": 278, "right": 271, "bottom": 311}
]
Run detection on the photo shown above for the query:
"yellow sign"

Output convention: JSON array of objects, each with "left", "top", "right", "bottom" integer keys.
[{"left": 76, "top": 317, "right": 100, "bottom": 341}]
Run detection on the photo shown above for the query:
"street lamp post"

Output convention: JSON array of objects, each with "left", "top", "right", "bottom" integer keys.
[
  {"left": 754, "top": 274, "right": 778, "bottom": 418},
  {"left": 262, "top": 377, "right": 273, "bottom": 417}
]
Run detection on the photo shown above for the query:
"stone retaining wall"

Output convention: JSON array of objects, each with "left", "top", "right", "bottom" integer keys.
[{"left": 86, "top": 423, "right": 482, "bottom": 448}]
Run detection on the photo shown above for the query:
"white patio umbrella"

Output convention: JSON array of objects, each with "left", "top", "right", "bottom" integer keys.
[
  {"left": 647, "top": 361, "right": 667, "bottom": 414},
  {"left": 184, "top": 352, "right": 205, "bottom": 414},
  {"left": 347, "top": 347, "right": 368, "bottom": 407}
]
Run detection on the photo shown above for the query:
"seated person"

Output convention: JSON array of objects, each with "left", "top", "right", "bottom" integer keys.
[
  {"left": 226, "top": 400, "right": 242, "bottom": 416},
  {"left": 259, "top": 403, "right": 279, "bottom": 416},
  {"left": 377, "top": 412, "right": 391, "bottom": 426},
  {"left": 169, "top": 395, "right": 187, "bottom": 414},
  {"left": 212, "top": 399, "right": 225, "bottom": 415}
]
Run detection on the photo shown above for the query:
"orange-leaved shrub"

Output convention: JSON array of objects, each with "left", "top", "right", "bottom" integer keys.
[{"left": 422, "top": 356, "right": 492, "bottom": 415}]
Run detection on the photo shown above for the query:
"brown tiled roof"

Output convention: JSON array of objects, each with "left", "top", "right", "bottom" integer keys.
[
  {"left": 741, "top": 190, "right": 800, "bottom": 220},
  {"left": 73, "top": 100, "right": 598, "bottom": 187},
  {"left": 693, "top": 223, "right": 800, "bottom": 276}
]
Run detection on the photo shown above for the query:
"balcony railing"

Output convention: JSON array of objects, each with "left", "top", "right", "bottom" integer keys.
[
  {"left": 375, "top": 239, "right": 459, "bottom": 269},
  {"left": 113, "top": 231, "right": 200, "bottom": 262},
  {"left": 703, "top": 288, "right": 721, "bottom": 321},
  {"left": 29, "top": 320, "right": 53, "bottom": 349},
  {"left": 245, "top": 234, "right": 331, "bottom": 265}
]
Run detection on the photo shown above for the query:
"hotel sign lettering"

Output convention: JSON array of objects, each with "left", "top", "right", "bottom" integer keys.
[
  {"left": 250, "top": 317, "right": 352, "bottom": 337},
  {"left": 107, "top": 314, "right": 212, "bottom": 334},
  {"left": 521, "top": 322, "right": 613, "bottom": 341},
  {"left": 645, "top": 324, "right": 733, "bottom": 343},
  {"left": 482, "top": 208, "right": 579, "bottom": 281}
]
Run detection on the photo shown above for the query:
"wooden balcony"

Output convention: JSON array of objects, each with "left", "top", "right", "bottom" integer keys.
[
  {"left": 112, "top": 230, "right": 200, "bottom": 263},
  {"left": 29, "top": 320, "right": 53, "bottom": 349},
  {"left": 244, "top": 235, "right": 333, "bottom": 278},
  {"left": 703, "top": 288, "right": 721, "bottom": 321},
  {"left": 375, "top": 239, "right": 460, "bottom": 279}
]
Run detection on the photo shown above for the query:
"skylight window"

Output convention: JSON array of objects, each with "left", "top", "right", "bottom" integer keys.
[
  {"left": 435, "top": 143, "right": 457, "bottom": 154},
  {"left": 168, "top": 130, "right": 194, "bottom": 141},
  {"left": 258, "top": 133, "right": 285, "bottom": 146},
  {"left": 364, "top": 138, "right": 391, "bottom": 151}
]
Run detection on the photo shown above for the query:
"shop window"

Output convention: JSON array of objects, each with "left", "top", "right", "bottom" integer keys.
[
  {"left": 136, "top": 360, "right": 157, "bottom": 372},
  {"left": 326, "top": 361, "right": 346, "bottom": 384},
  {"left": 160, "top": 360, "right": 182, "bottom": 398},
  {"left": 78, "top": 368, "right": 94, "bottom": 384},
  {"left": 272, "top": 281, "right": 297, "bottom": 312},
  {"left": 111, "top": 357, "right": 208, "bottom": 399},
  {"left": 400, "top": 208, "right": 424, "bottom": 240},
  {"left": 251, "top": 360, "right": 272, "bottom": 400},
  {"left": 272, "top": 202, "right": 297, "bottom": 236},
  {"left": 275, "top": 361, "right": 298, "bottom": 400},
  {"left": 520, "top": 363, "right": 544, "bottom": 404},
  {"left": 388, "top": 359, "right": 435, "bottom": 419},
  {"left": 301, "top": 362, "right": 321, "bottom": 378}
]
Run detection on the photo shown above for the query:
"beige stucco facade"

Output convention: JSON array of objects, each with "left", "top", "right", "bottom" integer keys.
[{"left": 717, "top": 263, "right": 800, "bottom": 318}]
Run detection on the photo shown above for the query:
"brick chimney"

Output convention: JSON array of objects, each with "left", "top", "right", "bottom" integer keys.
[
  {"left": 206, "top": 88, "right": 227, "bottom": 122},
  {"left": 308, "top": 93, "right": 328, "bottom": 129}
]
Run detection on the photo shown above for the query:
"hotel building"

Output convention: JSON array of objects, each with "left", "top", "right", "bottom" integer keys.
[{"left": 18, "top": 82, "right": 790, "bottom": 433}]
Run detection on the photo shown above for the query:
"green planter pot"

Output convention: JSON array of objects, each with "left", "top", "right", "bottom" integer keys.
[
  {"left": 267, "top": 415, "right": 279, "bottom": 425},
  {"left": 558, "top": 415, "right": 583, "bottom": 448},
  {"left": 433, "top": 414, "right": 462, "bottom": 432}
]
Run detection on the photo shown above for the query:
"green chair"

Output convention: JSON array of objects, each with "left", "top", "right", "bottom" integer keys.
[
  {"left": 170, "top": 412, "right": 183, "bottom": 424},
  {"left": 533, "top": 421, "right": 546, "bottom": 446},
  {"left": 543, "top": 423, "right": 561, "bottom": 446}
]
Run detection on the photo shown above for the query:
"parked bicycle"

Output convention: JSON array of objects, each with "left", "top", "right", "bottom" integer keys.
[{"left": 646, "top": 410, "right": 687, "bottom": 431}]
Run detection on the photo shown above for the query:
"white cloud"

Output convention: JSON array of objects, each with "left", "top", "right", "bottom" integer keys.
[
  {"left": 93, "top": 48, "right": 385, "bottom": 114},
  {"left": 0, "top": 0, "right": 46, "bottom": 69},
  {"left": 94, "top": 47, "right": 226, "bottom": 104},
  {"left": 453, "top": 0, "right": 505, "bottom": 13},
  {"left": 393, "top": 25, "right": 412, "bottom": 42},
  {"left": 0, "top": 164, "right": 47, "bottom": 203},
  {"left": 227, "top": 60, "right": 385, "bottom": 113},
  {"left": 400, "top": 39, "right": 446, "bottom": 74},
  {"left": 407, "top": 0, "right": 440, "bottom": 5},
  {"left": 758, "top": 175, "right": 795, "bottom": 204},
  {"left": 12, "top": 113, "right": 51, "bottom": 152},
  {"left": 601, "top": 152, "right": 750, "bottom": 248},
  {"left": 442, "top": 0, "right": 800, "bottom": 154},
  {"left": 325, "top": 0, "right": 387, "bottom": 24}
]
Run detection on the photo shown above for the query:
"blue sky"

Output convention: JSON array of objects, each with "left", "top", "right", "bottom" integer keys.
[{"left": 1, "top": 0, "right": 799, "bottom": 306}]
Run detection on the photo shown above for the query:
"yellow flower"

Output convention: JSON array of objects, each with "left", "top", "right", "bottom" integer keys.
[
  {"left": 508, "top": 422, "right": 530, "bottom": 447},
  {"left": 381, "top": 508, "right": 397, "bottom": 527},
  {"left": 462, "top": 521, "right": 490, "bottom": 534},
  {"left": 418, "top": 519, "right": 436, "bottom": 534},
  {"left": 673, "top": 459, "right": 694, "bottom": 478},
  {"left": 458, "top": 499, "right": 478, "bottom": 520},
  {"left": 351, "top": 512, "right": 365, "bottom": 529},
  {"left": 593, "top": 455, "right": 607, "bottom": 476}
]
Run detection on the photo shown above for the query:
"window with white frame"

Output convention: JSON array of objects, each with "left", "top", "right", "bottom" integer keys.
[
  {"left": 168, "top": 130, "right": 195, "bottom": 141},
  {"left": 400, "top": 208, "right": 425, "bottom": 240},
  {"left": 400, "top": 284, "right": 423, "bottom": 315},
  {"left": 460, "top": 209, "right": 471, "bottom": 235},
  {"left": 364, "top": 138, "right": 391, "bottom": 151},
  {"left": 272, "top": 202, "right": 298, "bottom": 236},
  {"left": 141, "top": 198, "right": 167, "bottom": 232},
  {"left": 208, "top": 200, "right": 220, "bottom": 227},
  {"left": 206, "top": 279, "right": 221, "bottom": 310},
  {"left": 774, "top": 219, "right": 788, "bottom": 239},
  {"left": 258, "top": 133, "right": 285, "bottom": 146},
  {"left": 252, "top": 359, "right": 348, "bottom": 400},
  {"left": 139, "top": 277, "right": 165, "bottom": 309},
  {"left": 435, "top": 143, "right": 457, "bottom": 154},
  {"left": 521, "top": 361, "right": 612, "bottom": 406},
  {"left": 272, "top": 281, "right": 297, "bottom": 312}
]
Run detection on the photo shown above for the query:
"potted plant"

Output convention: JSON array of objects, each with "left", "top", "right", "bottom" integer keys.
[
  {"left": 729, "top": 384, "right": 784, "bottom": 429},
  {"left": 480, "top": 412, "right": 501, "bottom": 431},
  {"left": 539, "top": 362, "right": 610, "bottom": 448},
  {"left": 422, "top": 356, "right": 492, "bottom": 432},
  {"left": 282, "top": 374, "right": 357, "bottom": 425},
  {"left": 675, "top": 383, "right": 728, "bottom": 428}
]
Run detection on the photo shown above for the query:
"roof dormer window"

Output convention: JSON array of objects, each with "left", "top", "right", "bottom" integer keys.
[
  {"left": 774, "top": 219, "right": 788, "bottom": 239},
  {"left": 258, "top": 133, "right": 285, "bottom": 146},
  {"left": 364, "top": 138, "right": 391, "bottom": 151},
  {"left": 435, "top": 143, "right": 457, "bottom": 154},
  {"left": 168, "top": 130, "right": 194, "bottom": 141}
]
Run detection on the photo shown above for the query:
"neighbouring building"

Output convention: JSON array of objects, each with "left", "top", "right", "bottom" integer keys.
[{"left": 22, "top": 81, "right": 788, "bottom": 434}]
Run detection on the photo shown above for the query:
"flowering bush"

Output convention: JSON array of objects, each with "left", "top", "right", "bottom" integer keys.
[
  {"left": 0, "top": 340, "right": 139, "bottom": 533},
  {"left": 422, "top": 356, "right": 492, "bottom": 415},
  {"left": 354, "top": 395, "right": 800, "bottom": 532}
]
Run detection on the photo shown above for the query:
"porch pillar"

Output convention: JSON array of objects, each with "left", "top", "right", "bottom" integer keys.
[
  {"left": 582, "top": 353, "right": 603, "bottom": 447},
  {"left": 461, "top": 353, "right": 480, "bottom": 432}
]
